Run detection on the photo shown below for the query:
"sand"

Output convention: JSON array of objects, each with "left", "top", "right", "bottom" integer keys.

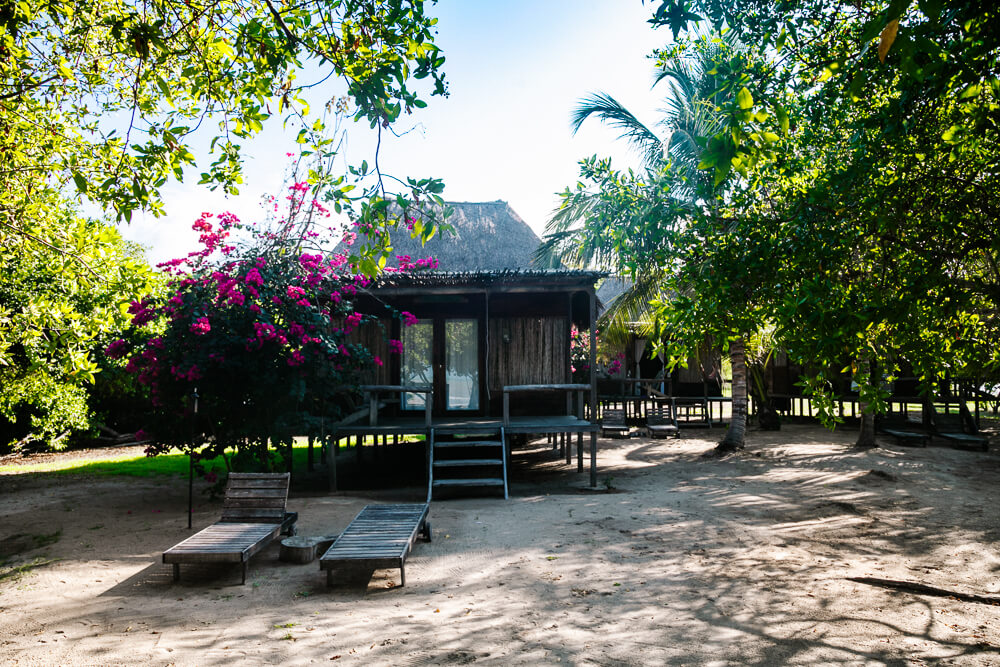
[{"left": 2, "top": 424, "right": 999, "bottom": 666}]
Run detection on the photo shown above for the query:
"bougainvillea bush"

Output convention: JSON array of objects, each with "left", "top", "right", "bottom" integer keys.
[{"left": 108, "top": 179, "right": 435, "bottom": 471}]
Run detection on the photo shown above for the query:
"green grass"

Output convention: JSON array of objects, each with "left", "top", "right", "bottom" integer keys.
[{"left": 0, "top": 435, "right": 425, "bottom": 478}]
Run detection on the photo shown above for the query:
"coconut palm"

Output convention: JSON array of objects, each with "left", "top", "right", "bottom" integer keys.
[{"left": 539, "top": 32, "right": 759, "bottom": 451}]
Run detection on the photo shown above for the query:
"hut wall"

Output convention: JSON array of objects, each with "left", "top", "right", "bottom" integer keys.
[
  {"left": 347, "top": 318, "right": 392, "bottom": 385},
  {"left": 488, "top": 316, "right": 568, "bottom": 392}
]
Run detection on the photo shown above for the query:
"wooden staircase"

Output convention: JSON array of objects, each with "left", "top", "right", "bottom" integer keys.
[{"left": 427, "top": 427, "right": 508, "bottom": 501}]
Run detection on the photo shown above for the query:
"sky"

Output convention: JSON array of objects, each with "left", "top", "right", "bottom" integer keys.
[{"left": 121, "top": 1, "right": 672, "bottom": 264}]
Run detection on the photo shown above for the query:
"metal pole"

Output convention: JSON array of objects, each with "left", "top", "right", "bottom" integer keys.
[
  {"left": 187, "top": 387, "right": 199, "bottom": 529},
  {"left": 187, "top": 455, "right": 193, "bottom": 529}
]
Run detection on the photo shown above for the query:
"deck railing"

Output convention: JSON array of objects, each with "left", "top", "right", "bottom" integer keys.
[
  {"left": 360, "top": 385, "right": 433, "bottom": 427},
  {"left": 502, "top": 383, "right": 591, "bottom": 427}
]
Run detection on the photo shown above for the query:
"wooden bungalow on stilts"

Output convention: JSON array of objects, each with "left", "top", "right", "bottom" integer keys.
[{"left": 328, "top": 269, "right": 605, "bottom": 498}]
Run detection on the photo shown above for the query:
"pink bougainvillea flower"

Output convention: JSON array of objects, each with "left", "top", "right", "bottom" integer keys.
[
  {"left": 104, "top": 339, "right": 129, "bottom": 359},
  {"left": 190, "top": 317, "right": 211, "bottom": 336}
]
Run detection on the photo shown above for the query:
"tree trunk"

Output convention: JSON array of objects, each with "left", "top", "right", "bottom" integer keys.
[
  {"left": 855, "top": 358, "right": 877, "bottom": 448},
  {"left": 718, "top": 336, "right": 747, "bottom": 452}
]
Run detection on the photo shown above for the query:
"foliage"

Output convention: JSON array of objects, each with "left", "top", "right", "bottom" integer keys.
[
  {"left": 545, "top": 33, "right": 767, "bottom": 449},
  {"left": 113, "top": 165, "right": 438, "bottom": 469},
  {"left": 0, "top": 200, "right": 163, "bottom": 451},
  {"left": 1, "top": 1, "right": 450, "bottom": 453},
  {"left": 0, "top": 0, "right": 448, "bottom": 226},
  {"left": 637, "top": 1, "right": 999, "bottom": 444},
  {"left": 111, "top": 192, "right": 383, "bottom": 468}
]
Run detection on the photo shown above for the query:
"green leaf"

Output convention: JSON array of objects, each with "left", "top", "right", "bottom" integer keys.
[
  {"left": 72, "top": 172, "right": 88, "bottom": 194},
  {"left": 776, "top": 105, "right": 790, "bottom": 136},
  {"left": 737, "top": 87, "right": 754, "bottom": 110}
]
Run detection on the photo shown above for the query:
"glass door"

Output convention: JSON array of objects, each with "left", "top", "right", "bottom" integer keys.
[
  {"left": 401, "top": 319, "right": 432, "bottom": 410},
  {"left": 445, "top": 319, "right": 479, "bottom": 411},
  {"left": 400, "top": 317, "right": 480, "bottom": 414}
]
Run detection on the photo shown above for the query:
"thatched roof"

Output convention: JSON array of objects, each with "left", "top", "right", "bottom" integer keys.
[
  {"left": 378, "top": 200, "right": 544, "bottom": 271},
  {"left": 370, "top": 269, "right": 605, "bottom": 291}
]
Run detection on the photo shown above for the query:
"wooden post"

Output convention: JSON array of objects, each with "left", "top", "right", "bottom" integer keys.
[
  {"left": 307, "top": 434, "right": 315, "bottom": 471},
  {"left": 588, "top": 287, "right": 598, "bottom": 488},
  {"left": 328, "top": 430, "right": 338, "bottom": 491},
  {"left": 577, "top": 432, "right": 583, "bottom": 472},
  {"left": 503, "top": 390, "right": 510, "bottom": 427},
  {"left": 369, "top": 390, "right": 378, "bottom": 426},
  {"left": 187, "top": 454, "right": 193, "bottom": 530}
]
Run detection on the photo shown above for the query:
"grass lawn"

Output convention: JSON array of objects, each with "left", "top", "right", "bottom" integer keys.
[{"left": 0, "top": 435, "right": 425, "bottom": 477}]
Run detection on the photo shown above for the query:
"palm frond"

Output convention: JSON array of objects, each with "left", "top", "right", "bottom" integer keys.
[
  {"left": 597, "top": 271, "right": 669, "bottom": 349},
  {"left": 571, "top": 93, "right": 664, "bottom": 170}
]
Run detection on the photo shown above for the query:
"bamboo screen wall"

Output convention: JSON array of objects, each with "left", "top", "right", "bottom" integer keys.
[
  {"left": 348, "top": 319, "right": 391, "bottom": 385},
  {"left": 488, "top": 317, "right": 568, "bottom": 391}
]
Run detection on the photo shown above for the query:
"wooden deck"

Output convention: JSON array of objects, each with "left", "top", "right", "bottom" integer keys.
[
  {"left": 328, "top": 415, "right": 601, "bottom": 490},
  {"left": 331, "top": 414, "right": 598, "bottom": 436},
  {"left": 319, "top": 503, "right": 430, "bottom": 587}
]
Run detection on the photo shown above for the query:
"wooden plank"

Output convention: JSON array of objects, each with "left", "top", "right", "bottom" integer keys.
[
  {"left": 225, "top": 488, "right": 288, "bottom": 498},
  {"left": 504, "top": 384, "right": 590, "bottom": 392}
]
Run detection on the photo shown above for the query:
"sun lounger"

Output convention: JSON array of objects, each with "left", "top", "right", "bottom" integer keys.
[
  {"left": 319, "top": 503, "right": 430, "bottom": 587},
  {"left": 646, "top": 403, "right": 680, "bottom": 438},
  {"left": 876, "top": 415, "right": 929, "bottom": 447},
  {"left": 163, "top": 472, "right": 297, "bottom": 584},
  {"left": 931, "top": 407, "right": 989, "bottom": 452},
  {"left": 600, "top": 408, "right": 630, "bottom": 438}
]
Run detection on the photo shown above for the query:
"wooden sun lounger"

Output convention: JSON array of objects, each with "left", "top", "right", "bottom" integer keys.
[
  {"left": 600, "top": 408, "right": 630, "bottom": 438},
  {"left": 163, "top": 472, "right": 297, "bottom": 584},
  {"left": 319, "top": 503, "right": 430, "bottom": 587},
  {"left": 931, "top": 408, "right": 990, "bottom": 452},
  {"left": 937, "top": 431, "right": 989, "bottom": 451},
  {"left": 647, "top": 403, "right": 680, "bottom": 438},
  {"left": 876, "top": 415, "right": 929, "bottom": 447}
]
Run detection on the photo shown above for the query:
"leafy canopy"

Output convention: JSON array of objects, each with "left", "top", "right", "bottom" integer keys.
[{"left": 0, "top": 0, "right": 448, "bottom": 227}]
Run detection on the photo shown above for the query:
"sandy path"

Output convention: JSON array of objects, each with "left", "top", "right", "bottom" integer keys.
[{"left": 1, "top": 425, "right": 999, "bottom": 665}]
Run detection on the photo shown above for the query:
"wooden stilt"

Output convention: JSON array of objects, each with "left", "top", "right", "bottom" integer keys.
[
  {"left": 577, "top": 432, "right": 583, "bottom": 472},
  {"left": 328, "top": 431, "right": 339, "bottom": 491},
  {"left": 590, "top": 431, "right": 597, "bottom": 488}
]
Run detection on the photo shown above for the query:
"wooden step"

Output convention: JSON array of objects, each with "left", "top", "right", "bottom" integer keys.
[
  {"left": 432, "top": 478, "right": 505, "bottom": 487},
  {"left": 433, "top": 458, "right": 504, "bottom": 467},
  {"left": 433, "top": 440, "right": 503, "bottom": 448}
]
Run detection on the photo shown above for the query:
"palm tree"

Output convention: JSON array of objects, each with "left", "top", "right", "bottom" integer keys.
[{"left": 539, "top": 32, "right": 758, "bottom": 452}]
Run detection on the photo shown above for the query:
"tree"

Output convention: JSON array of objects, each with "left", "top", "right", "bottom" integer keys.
[
  {"left": 1, "top": 1, "right": 451, "bottom": 448},
  {"left": 0, "top": 196, "right": 163, "bottom": 451},
  {"left": 542, "top": 32, "right": 775, "bottom": 451},
  {"left": 1, "top": 0, "right": 448, "bottom": 226},
  {"left": 648, "top": 0, "right": 1000, "bottom": 446}
]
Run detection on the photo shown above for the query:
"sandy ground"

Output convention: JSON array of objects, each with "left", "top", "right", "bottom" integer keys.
[{"left": 2, "top": 424, "right": 1000, "bottom": 666}]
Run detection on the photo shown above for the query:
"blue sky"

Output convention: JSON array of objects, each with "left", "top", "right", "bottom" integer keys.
[{"left": 122, "top": 1, "right": 671, "bottom": 263}]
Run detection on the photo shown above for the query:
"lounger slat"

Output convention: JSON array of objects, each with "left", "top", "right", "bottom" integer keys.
[{"left": 225, "top": 488, "right": 288, "bottom": 498}]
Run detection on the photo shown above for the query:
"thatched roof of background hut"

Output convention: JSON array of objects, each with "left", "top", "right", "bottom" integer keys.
[{"left": 378, "top": 200, "right": 544, "bottom": 271}]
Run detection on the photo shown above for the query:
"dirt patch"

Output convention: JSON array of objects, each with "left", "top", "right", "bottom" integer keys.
[{"left": 1, "top": 424, "right": 999, "bottom": 665}]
